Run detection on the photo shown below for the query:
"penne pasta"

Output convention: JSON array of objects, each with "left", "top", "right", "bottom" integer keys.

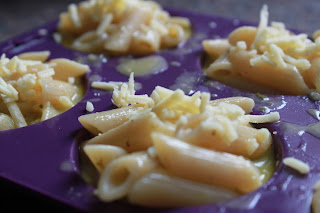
[
  {"left": 79, "top": 74, "right": 279, "bottom": 207},
  {"left": 18, "top": 51, "right": 51, "bottom": 62},
  {"left": 152, "top": 132, "right": 262, "bottom": 193},
  {"left": 0, "top": 52, "right": 89, "bottom": 129},
  {"left": 202, "top": 5, "right": 320, "bottom": 95},
  {"left": 228, "top": 48, "right": 310, "bottom": 95},
  {"left": 84, "top": 144, "right": 127, "bottom": 173},
  {"left": 130, "top": 28, "right": 161, "bottom": 55},
  {"left": 58, "top": 0, "right": 191, "bottom": 55},
  {"left": 40, "top": 79, "right": 79, "bottom": 110},
  {"left": 210, "top": 96, "right": 255, "bottom": 114},
  {"left": 49, "top": 58, "right": 90, "bottom": 81},
  {"left": 161, "top": 23, "right": 185, "bottom": 48},
  {"left": 228, "top": 26, "right": 257, "bottom": 47},
  {"left": 78, "top": 105, "right": 145, "bottom": 135},
  {"left": 72, "top": 31, "right": 106, "bottom": 53},
  {"left": 128, "top": 170, "right": 239, "bottom": 207},
  {"left": 95, "top": 151, "right": 158, "bottom": 202},
  {"left": 104, "top": 8, "right": 150, "bottom": 54},
  {"left": 202, "top": 39, "right": 230, "bottom": 58},
  {"left": 86, "top": 110, "right": 175, "bottom": 152}
]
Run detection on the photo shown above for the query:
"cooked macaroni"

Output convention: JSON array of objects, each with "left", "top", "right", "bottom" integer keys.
[
  {"left": 58, "top": 0, "right": 191, "bottom": 55},
  {"left": 202, "top": 5, "right": 320, "bottom": 95},
  {"left": 0, "top": 51, "right": 89, "bottom": 130},
  {"left": 78, "top": 73, "right": 280, "bottom": 207}
]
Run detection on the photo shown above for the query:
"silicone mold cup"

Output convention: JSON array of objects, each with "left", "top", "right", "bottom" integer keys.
[{"left": 0, "top": 7, "right": 319, "bottom": 213}]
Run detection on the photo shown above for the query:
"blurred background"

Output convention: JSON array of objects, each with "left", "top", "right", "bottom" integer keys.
[{"left": 1, "top": 0, "right": 320, "bottom": 43}]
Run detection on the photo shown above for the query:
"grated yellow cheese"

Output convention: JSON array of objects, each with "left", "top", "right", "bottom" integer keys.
[
  {"left": 58, "top": 0, "right": 191, "bottom": 55},
  {"left": 249, "top": 5, "right": 313, "bottom": 72},
  {"left": 86, "top": 101, "right": 94, "bottom": 112},
  {"left": 0, "top": 52, "right": 89, "bottom": 129},
  {"left": 283, "top": 157, "right": 310, "bottom": 174},
  {"left": 203, "top": 4, "right": 320, "bottom": 95}
]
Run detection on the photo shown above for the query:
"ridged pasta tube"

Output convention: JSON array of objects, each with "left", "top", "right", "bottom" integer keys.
[
  {"left": 49, "top": 58, "right": 89, "bottom": 81},
  {"left": 78, "top": 105, "right": 145, "bottom": 135},
  {"left": 87, "top": 110, "right": 174, "bottom": 152},
  {"left": 83, "top": 144, "right": 127, "bottom": 173},
  {"left": 128, "top": 170, "right": 238, "bottom": 207},
  {"left": 152, "top": 132, "right": 262, "bottom": 194},
  {"left": 95, "top": 151, "right": 158, "bottom": 202},
  {"left": 210, "top": 96, "right": 255, "bottom": 114}
]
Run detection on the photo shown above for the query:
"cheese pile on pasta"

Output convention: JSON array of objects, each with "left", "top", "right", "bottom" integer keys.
[
  {"left": 203, "top": 5, "right": 320, "bottom": 95},
  {"left": 0, "top": 51, "right": 89, "bottom": 130},
  {"left": 58, "top": 0, "right": 191, "bottom": 55},
  {"left": 78, "top": 73, "right": 280, "bottom": 207}
]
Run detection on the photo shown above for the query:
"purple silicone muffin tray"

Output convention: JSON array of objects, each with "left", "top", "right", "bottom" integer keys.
[{"left": 0, "top": 7, "right": 319, "bottom": 213}]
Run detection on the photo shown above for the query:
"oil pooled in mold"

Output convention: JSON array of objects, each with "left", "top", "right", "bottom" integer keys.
[{"left": 116, "top": 55, "right": 168, "bottom": 76}]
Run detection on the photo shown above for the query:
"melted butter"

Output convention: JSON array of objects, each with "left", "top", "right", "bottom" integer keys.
[
  {"left": 116, "top": 55, "right": 168, "bottom": 76},
  {"left": 170, "top": 72, "right": 202, "bottom": 95},
  {"left": 253, "top": 148, "right": 276, "bottom": 184}
]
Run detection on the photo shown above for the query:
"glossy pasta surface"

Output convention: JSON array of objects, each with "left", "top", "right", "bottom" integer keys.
[{"left": 78, "top": 74, "right": 279, "bottom": 207}]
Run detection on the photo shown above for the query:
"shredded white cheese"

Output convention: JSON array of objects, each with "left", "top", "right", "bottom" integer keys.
[
  {"left": 86, "top": 101, "right": 94, "bottom": 112},
  {"left": 249, "top": 5, "right": 313, "bottom": 72},
  {"left": 283, "top": 157, "right": 310, "bottom": 174}
]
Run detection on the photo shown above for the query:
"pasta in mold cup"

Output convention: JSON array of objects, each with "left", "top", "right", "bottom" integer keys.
[
  {"left": 0, "top": 51, "right": 89, "bottom": 130},
  {"left": 0, "top": 1, "right": 319, "bottom": 213},
  {"left": 202, "top": 5, "right": 320, "bottom": 96}
]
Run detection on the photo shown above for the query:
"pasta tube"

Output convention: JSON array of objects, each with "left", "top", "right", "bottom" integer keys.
[
  {"left": 86, "top": 110, "right": 174, "bottom": 152},
  {"left": 227, "top": 48, "right": 309, "bottom": 95},
  {"left": 104, "top": 8, "right": 150, "bottom": 53},
  {"left": 152, "top": 132, "right": 262, "bottom": 193},
  {"left": 78, "top": 105, "right": 145, "bottom": 135},
  {"left": 40, "top": 79, "right": 79, "bottom": 109},
  {"left": 202, "top": 39, "right": 230, "bottom": 58},
  {"left": 83, "top": 144, "right": 127, "bottom": 173},
  {"left": 228, "top": 26, "right": 257, "bottom": 47},
  {"left": 95, "top": 151, "right": 157, "bottom": 202},
  {"left": 128, "top": 170, "right": 238, "bottom": 207},
  {"left": 49, "top": 58, "right": 90, "bottom": 81},
  {"left": 210, "top": 96, "right": 255, "bottom": 114},
  {"left": 18, "top": 51, "right": 51, "bottom": 62}
]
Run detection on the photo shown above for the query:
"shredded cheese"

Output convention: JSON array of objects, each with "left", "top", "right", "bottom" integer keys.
[
  {"left": 249, "top": 5, "right": 314, "bottom": 72},
  {"left": 0, "top": 52, "right": 89, "bottom": 129},
  {"left": 283, "top": 157, "right": 310, "bottom": 174},
  {"left": 86, "top": 101, "right": 94, "bottom": 112}
]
